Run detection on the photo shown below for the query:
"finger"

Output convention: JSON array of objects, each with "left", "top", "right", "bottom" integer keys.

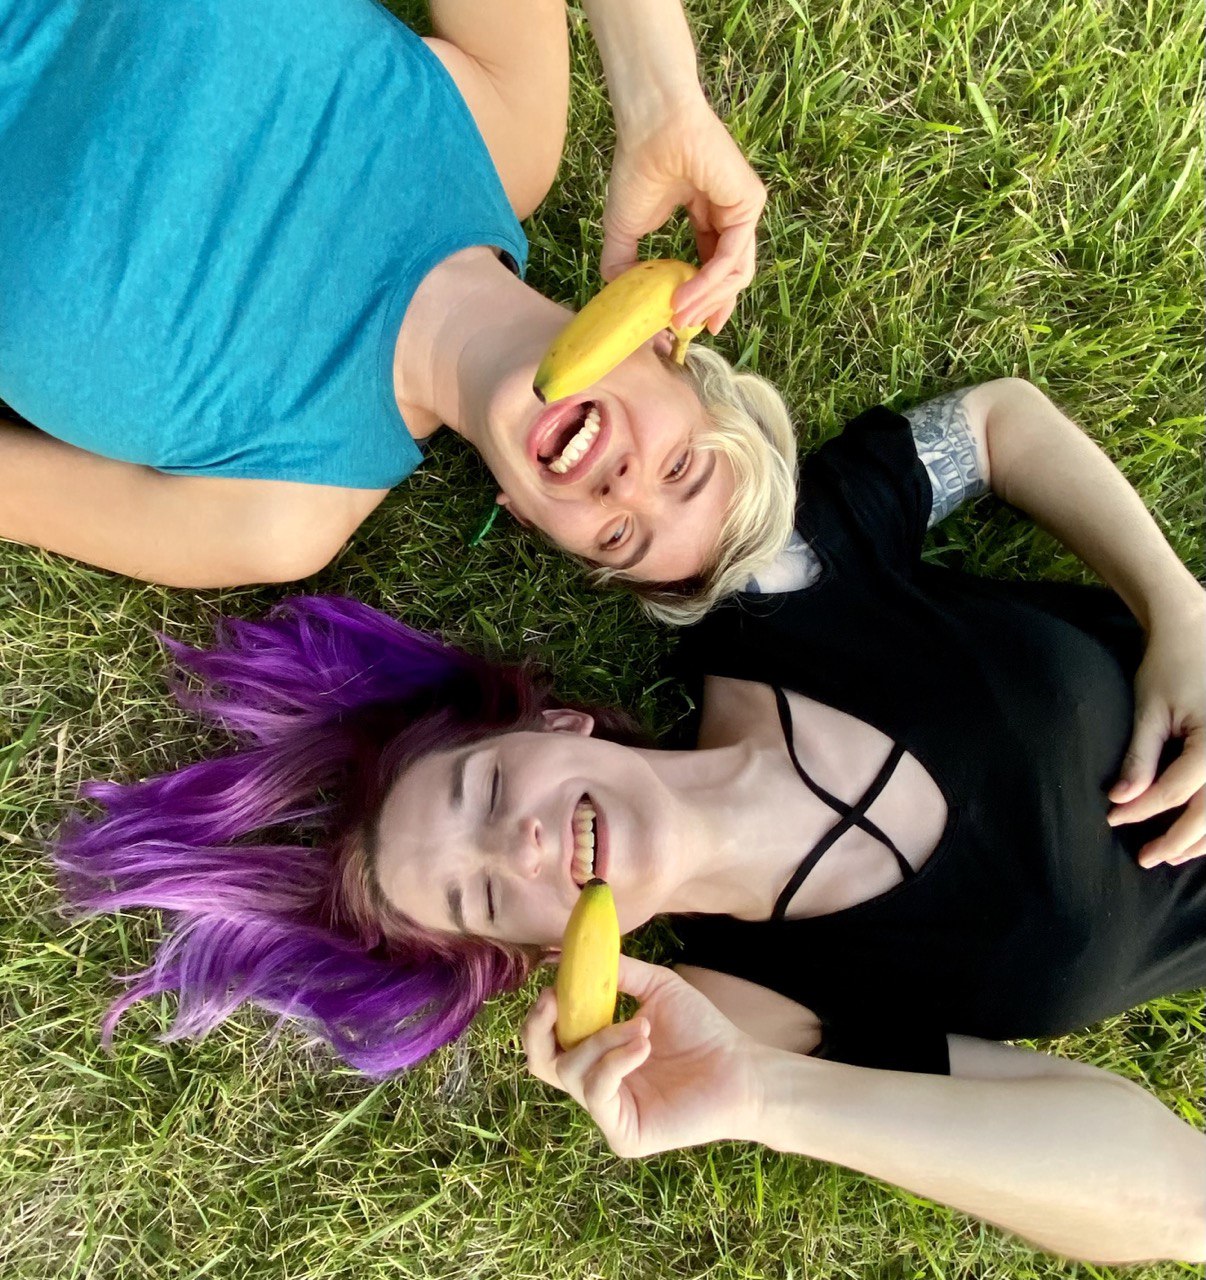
[
  {"left": 616, "top": 954, "right": 679, "bottom": 1002},
  {"left": 1137, "top": 791, "right": 1205, "bottom": 867},
  {"left": 600, "top": 186, "right": 677, "bottom": 282},
  {"left": 581, "top": 1025, "right": 652, "bottom": 1124},
  {"left": 674, "top": 226, "right": 757, "bottom": 329},
  {"left": 599, "top": 228, "right": 641, "bottom": 284},
  {"left": 1109, "top": 735, "right": 1205, "bottom": 826},
  {"left": 706, "top": 296, "right": 738, "bottom": 336},
  {"left": 556, "top": 1018, "right": 649, "bottom": 1105},
  {"left": 1108, "top": 708, "right": 1172, "bottom": 803},
  {"left": 1165, "top": 835, "right": 1206, "bottom": 866},
  {"left": 520, "top": 987, "right": 561, "bottom": 1085}
]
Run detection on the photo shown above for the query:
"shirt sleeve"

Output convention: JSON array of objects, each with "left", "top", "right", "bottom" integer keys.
[
  {"left": 797, "top": 405, "right": 934, "bottom": 576},
  {"left": 812, "top": 1020, "right": 952, "bottom": 1075}
]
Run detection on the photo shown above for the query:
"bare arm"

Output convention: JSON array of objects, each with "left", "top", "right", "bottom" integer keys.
[
  {"left": 577, "top": 0, "right": 702, "bottom": 125},
  {"left": 525, "top": 957, "right": 1206, "bottom": 1267},
  {"left": 747, "top": 1033, "right": 1206, "bottom": 1264},
  {"left": 0, "top": 421, "right": 382, "bottom": 587},
  {"left": 676, "top": 963, "right": 1206, "bottom": 1261},
  {"left": 423, "top": 1, "right": 568, "bottom": 220}
]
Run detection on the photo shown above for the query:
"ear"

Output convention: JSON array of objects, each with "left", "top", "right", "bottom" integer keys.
[
  {"left": 495, "top": 492, "right": 533, "bottom": 530},
  {"left": 651, "top": 330, "right": 675, "bottom": 360},
  {"left": 540, "top": 708, "right": 595, "bottom": 736}
]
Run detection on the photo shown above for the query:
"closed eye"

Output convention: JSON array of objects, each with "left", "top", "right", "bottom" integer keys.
[
  {"left": 486, "top": 876, "right": 495, "bottom": 924},
  {"left": 490, "top": 765, "right": 501, "bottom": 813}
]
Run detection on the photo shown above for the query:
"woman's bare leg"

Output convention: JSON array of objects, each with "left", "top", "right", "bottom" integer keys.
[
  {"left": 0, "top": 420, "right": 386, "bottom": 587},
  {"left": 424, "top": 0, "right": 570, "bottom": 220}
]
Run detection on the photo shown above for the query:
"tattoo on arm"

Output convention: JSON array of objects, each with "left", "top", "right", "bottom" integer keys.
[{"left": 905, "top": 389, "right": 988, "bottom": 527}]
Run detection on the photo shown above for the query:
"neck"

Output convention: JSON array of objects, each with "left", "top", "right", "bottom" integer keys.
[
  {"left": 392, "top": 247, "right": 568, "bottom": 445},
  {"left": 644, "top": 740, "right": 801, "bottom": 920}
]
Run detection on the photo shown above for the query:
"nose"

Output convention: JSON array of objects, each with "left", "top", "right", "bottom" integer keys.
[
  {"left": 597, "top": 451, "right": 647, "bottom": 507},
  {"left": 496, "top": 815, "right": 543, "bottom": 879}
]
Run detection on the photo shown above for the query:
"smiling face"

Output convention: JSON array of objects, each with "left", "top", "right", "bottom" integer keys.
[
  {"left": 477, "top": 343, "right": 735, "bottom": 583},
  {"left": 373, "top": 715, "right": 680, "bottom": 948}
]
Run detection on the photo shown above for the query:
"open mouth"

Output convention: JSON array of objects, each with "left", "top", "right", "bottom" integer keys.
[
  {"left": 533, "top": 401, "right": 606, "bottom": 480},
  {"left": 570, "top": 793, "right": 602, "bottom": 887}
]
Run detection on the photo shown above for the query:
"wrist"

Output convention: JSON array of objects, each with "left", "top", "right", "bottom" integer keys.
[
  {"left": 581, "top": 0, "right": 703, "bottom": 130},
  {"left": 734, "top": 1041, "right": 824, "bottom": 1151},
  {"left": 1140, "top": 573, "right": 1206, "bottom": 639}
]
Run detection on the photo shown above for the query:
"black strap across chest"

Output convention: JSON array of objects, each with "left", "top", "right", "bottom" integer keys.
[{"left": 771, "top": 686, "right": 914, "bottom": 921}]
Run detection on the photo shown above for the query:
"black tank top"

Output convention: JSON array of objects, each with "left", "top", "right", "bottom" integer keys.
[{"left": 670, "top": 407, "right": 1206, "bottom": 1074}]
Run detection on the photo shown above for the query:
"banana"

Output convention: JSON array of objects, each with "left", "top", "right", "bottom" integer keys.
[
  {"left": 533, "top": 259, "right": 704, "bottom": 404},
  {"left": 555, "top": 878, "right": 621, "bottom": 1051}
]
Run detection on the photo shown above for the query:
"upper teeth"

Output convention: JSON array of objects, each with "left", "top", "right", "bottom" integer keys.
[
  {"left": 571, "top": 796, "right": 597, "bottom": 886},
  {"left": 549, "top": 406, "right": 601, "bottom": 474}
]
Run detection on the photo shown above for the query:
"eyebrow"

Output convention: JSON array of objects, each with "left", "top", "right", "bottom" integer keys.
[
  {"left": 605, "top": 453, "right": 719, "bottom": 573},
  {"left": 445, "top": 884, "right": 466, "bottom": 934},
  {"left": 450, "top": 750, "right": 469, "bottom": 810}
]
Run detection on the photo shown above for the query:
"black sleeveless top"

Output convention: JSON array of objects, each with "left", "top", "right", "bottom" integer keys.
[{"left": 671, "top": 407, "right": 1206, "bottom": 1074}]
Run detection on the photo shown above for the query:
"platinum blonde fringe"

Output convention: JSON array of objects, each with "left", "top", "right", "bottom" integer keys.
[{"left": 592, "top": 346, "right": 799, "bottom": 626}]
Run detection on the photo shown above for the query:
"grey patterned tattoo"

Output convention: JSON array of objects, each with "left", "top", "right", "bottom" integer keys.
[{"left": 905, "top": 389, "right": 988, "bottom": 527}]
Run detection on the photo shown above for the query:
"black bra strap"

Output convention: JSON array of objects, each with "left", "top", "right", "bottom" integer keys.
[
  {"left": 771, "top": 688, "right": 913, "bottom": 921},
  {"left": 773, "top": 687, "right": 915, "bottom": 878}
]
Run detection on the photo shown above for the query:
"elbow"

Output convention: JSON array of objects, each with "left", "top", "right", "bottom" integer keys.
[
  {"left": 196, "top": 502, "right": 354, "bottom": 588},
  {"left": 238, "top": 531, "right": 345, "bottom": 586},
  {"left": 977, "top": 377, "right": 1063, "bottom": 504},
  {"left": 980, "top": 377, "right": 1053, "bottom": 436}
]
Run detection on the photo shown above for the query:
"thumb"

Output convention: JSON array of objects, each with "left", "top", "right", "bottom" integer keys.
[
  {"left": 599, "top": 226, "right": 639, "bottom": 283},
  {"left": 616, "top": 954, "right": 677, "bottom": 1003},
  {"left": 1110, "top": 707, "right": 1169, "bottom": 802},
  {"left": 600, "top": 175, "right": 677, "bottom": 282}
]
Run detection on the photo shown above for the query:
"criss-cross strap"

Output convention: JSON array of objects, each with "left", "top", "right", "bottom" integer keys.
[{"left": 771, "top": 686, "right": 913, "bottom": 921}]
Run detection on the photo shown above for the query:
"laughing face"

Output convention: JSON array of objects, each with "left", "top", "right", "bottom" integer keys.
[
  {"left": 374, "top": 713, "right": 680, "bottom": 947},
  {"left": 477, "top": 343, "right": 736, "bottom": 583}
]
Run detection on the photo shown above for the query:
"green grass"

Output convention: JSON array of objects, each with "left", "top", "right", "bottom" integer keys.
[{"left": 1, "top": 0, "right": 1203, "bottom": 1276}]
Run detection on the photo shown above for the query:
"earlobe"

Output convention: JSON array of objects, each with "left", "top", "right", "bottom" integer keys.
[
  {"left": 496, "top": 492, "right": 533, "bottom": 530},
  {"left": 540, "top": 708, "right": 595, "bottom": 737}
]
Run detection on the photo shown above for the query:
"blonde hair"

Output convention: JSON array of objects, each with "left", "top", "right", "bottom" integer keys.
[{"left": 590, "top": 346, "right": 798, "bottom": 626}]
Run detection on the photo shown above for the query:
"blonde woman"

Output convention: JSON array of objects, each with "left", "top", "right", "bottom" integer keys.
[{"left": 0, "top": 0, "right": 794, "bottom": 613}]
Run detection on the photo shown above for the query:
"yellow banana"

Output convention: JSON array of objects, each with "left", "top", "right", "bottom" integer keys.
[
  {"left": 533, "top": 259, "right": 704, "bottom": 404},
  {"left": 555, "top": 878, "right": 621, "bottom": 1051}
]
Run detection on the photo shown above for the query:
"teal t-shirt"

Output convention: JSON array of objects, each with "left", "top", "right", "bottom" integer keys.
[{"left": 0, "top": 0, "right": 528, "bottom": 488}]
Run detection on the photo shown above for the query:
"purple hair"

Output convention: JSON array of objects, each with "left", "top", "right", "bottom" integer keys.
[{"left": 55, "top": 596, "right": 641, "bottom": 1076}]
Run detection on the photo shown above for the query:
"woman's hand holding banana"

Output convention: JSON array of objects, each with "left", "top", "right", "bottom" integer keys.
[
  {"left": 579, "top": 0, "right": 766, "bottom": 336},
  {"left": 523, "top": 955, "right": 770, "bottom": 1158},
  {"left": 601, "top": 94, "right": 766, "bottom": 337}
]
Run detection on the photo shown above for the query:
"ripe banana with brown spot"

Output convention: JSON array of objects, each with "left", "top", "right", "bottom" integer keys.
[
  {"left": 555, "top": 878, "right": 621, "bottom": 1051},
  {"left": 533, "top": 259, "right": 704, "bottom": 404}
]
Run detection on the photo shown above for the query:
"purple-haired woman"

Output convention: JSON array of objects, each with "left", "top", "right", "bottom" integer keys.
[{"left": 58, "top": 389, "right": 1205, "bottom": 1264}]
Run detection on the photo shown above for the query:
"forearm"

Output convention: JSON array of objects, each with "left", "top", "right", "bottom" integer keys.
[
  {"left": 579, "top": 0, "right": 702, "bottom": 129},
  {"left": 984, "top": 380, "right": 1203, "bottom": 631},
  {"left": 743, "top": 1048, "right": 1206, "bottom": 1263}
]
